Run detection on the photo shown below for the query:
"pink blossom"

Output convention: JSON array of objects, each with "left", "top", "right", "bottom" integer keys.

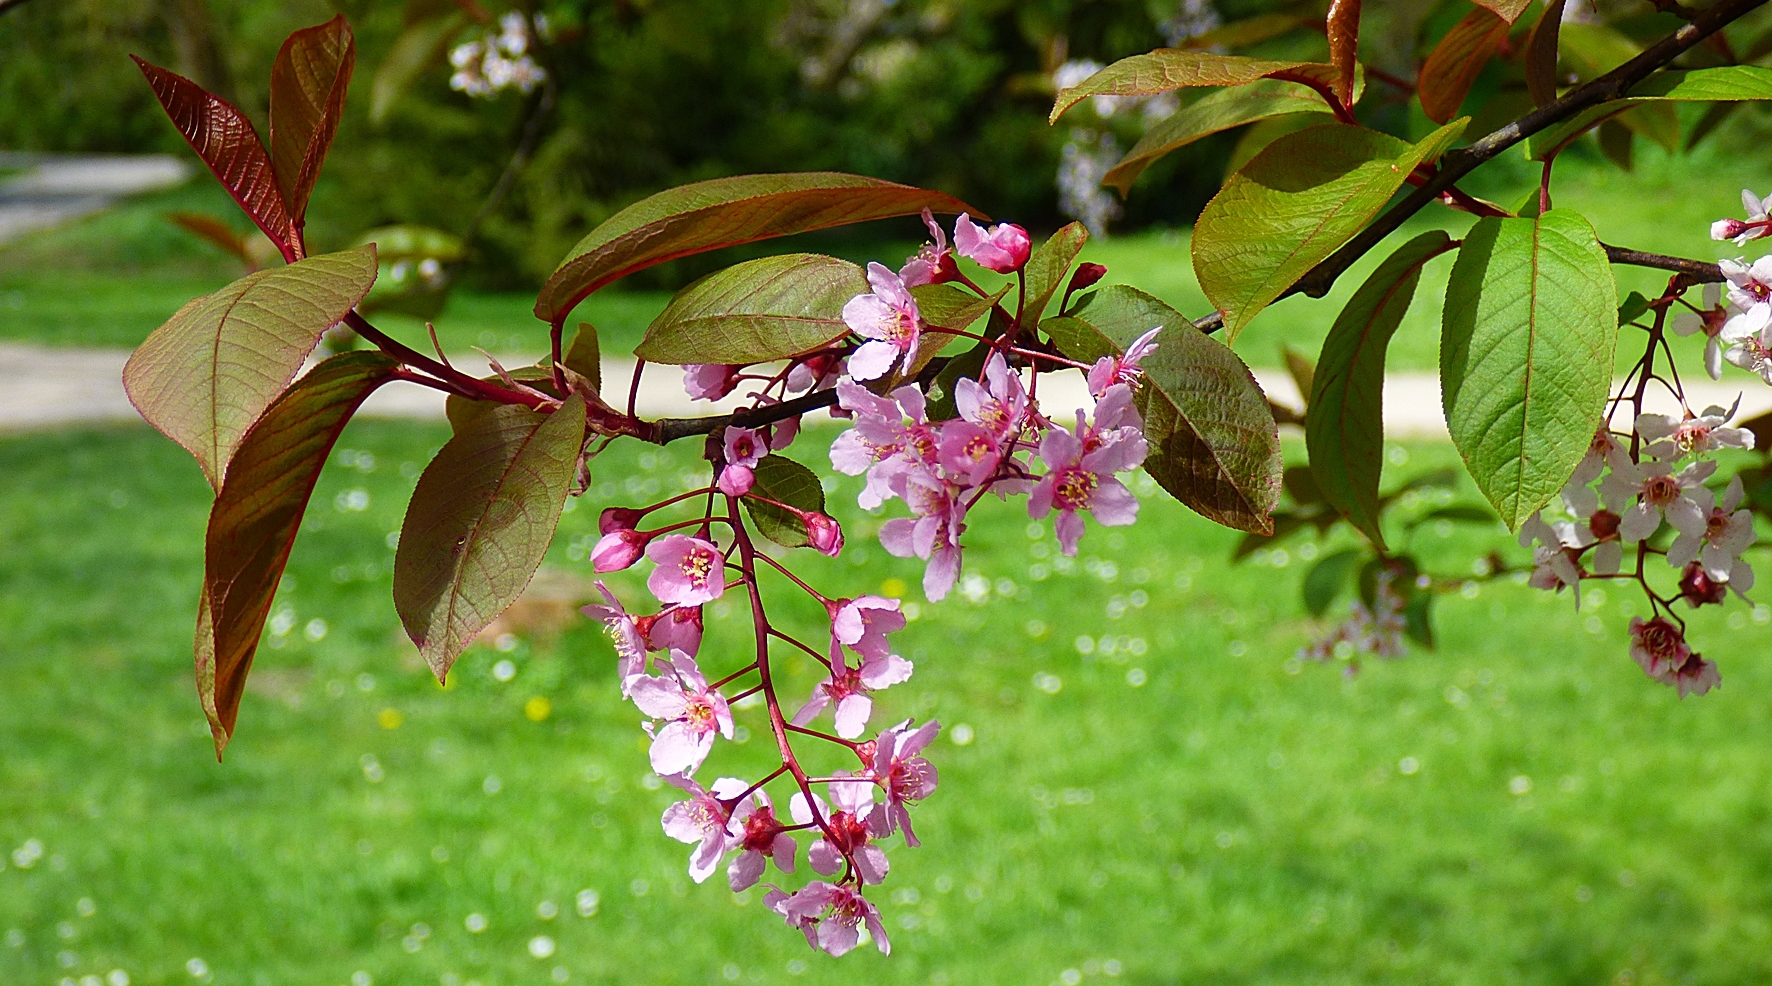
[
  {"left": 938, "top": 420, "right": 1006, "bottom": 486},
  {"left": 829, "top": 596, "right": 905, "bottom": 660},
  {"left": 842, "top": 262, "right": 922, "bottom": 382},
  {"left": 1029, "top": 410, "right": 1145, "bottom": 556},
  {"left": 898, "top": 208, "right": 955, "bottom": 287},
  {"left": 1086, "top": 326, "right": 1161, "bottom": 397},
  {"left": 724, "top": 426, "right": 766, "bottom": 469},
  {"left": 829, "top": 381, "right": 938, "bottom": 509},
  {"left": 1571, "top": 427, "right": 1620, "bottom": 485},
  {"left": 765, "top": 881, "right": 890, "bottom": 956},
  {"left": 580, "top": 581, "right": 646, "bottom": 691},
  {"left": 1599, "top": 452, "right": 1715, "bottom": 542},
  {"left": 1666, "top": 652, "right": 1722, "bottom": 698},
  {"left": 592, "top": 529, "right": 648, "bottom": 572},
  {"left": 638, "top": 604, "right": 704, "bottom": 655},
  {"left": 954, "top": 352, "right": 1028, "bottom": 438},
  {"left": 645, "top": 535, "right": 726, "bottom": 605},
  {"left": 805, "top": 512, "right": 844, "bottom": 557},
  {"left": 630, "top": 650, "right": 734, "bottom": 776},
  {"left": 786, "top": 352, "right": 841, "bottom": 395},
  {"left": 865, "top": 718, "right": 939, "bottom": 846},
  {"left": 953, "top": 213, "right": 1031, "bottom": 273},
  {"left": 878, "top": 469, "right": 965, "bottom": 600},
  {"left": 717, "top": 464, "right": 755, "bottom": 496},
  {"left": 1635, "top": 405, "right": 1755, "bottom": 462},
  {"left": 1667, "top": 475, "right": 1756, "bottom": 586},
  {"left": 725, "top": 788, "right": 797, "bottom": 892},
  {"left": 806, "top": 777, "right": 889, "bottom": 884},
  {"left": 683, "top": 363, "right": 740, "bottom": 401},
  {"left": 792, "top": 639, "right": 913, "bottom": 739},
  {"left": 1628, "top": 616, "right": 1691, "bottom": 679},
  {"left": 660, "top": 774, "right": 744, "bottom": 883},
  {"left": 1672, "top": 284, "right": 1730, "bottom": 380}
]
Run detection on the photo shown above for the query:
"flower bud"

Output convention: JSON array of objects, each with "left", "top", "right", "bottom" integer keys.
[
  {"left": 1067, "top": 262, "right": 1107, "bottom": 295},
  {"left": 954, "top": 214, "right": 1032, "bottom": 273},
  {"left": 600, "top": 506, "right": 645, "bottom": 535},
  {"left": 1712, "top": 218, "right": 1749, "bottom": 242},
  {"left": 805, "top": 512, "right": 843, "bottom": 557},
  {"left": 717, "top": 464, "right": 755, "bottom": 497},
  {"left": 591, "top": 529, "right": 648, "bottom": 572},
  {"left": 1679, "top": 561, "right": 1727, "bottom": 608},
  {"left": 1588, "top": 509, "right": 1621, "bottom": 542}
]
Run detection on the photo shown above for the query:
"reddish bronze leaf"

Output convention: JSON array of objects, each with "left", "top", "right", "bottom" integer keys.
[
  {"left": 1420, "top": 7, "right": 1510, "bottom": 123},
  {"left": 166, "top": 211, "right": 252, "bottom": 266},
  {"left": 269, "top": 15, "right": 356, "bottom": 227},
  {"left": 132, "top": 56, "right": 295, "bottom": 258},
  {"left": 535, "top": 174, "right": 978, "bottom": 324},
  {"left": 1326, "top": 0, "right": 1362, "bottom": 111},
  {"left": 1526, "top": 0, "right": 1569, "bottom": 108},
  {"left": 198, "top": 352, "right": 399, "bottom": 756},
  {"left": 1471, "top": 0, "right": 1533, "bottom": 25}
]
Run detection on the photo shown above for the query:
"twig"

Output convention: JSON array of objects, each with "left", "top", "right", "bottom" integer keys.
[
  {"left": 1285, "top": 0, "right": 1764, "bottom": 303},
  {"left": 1603, "top": 245, "right": 1724, "bottom": 282}
]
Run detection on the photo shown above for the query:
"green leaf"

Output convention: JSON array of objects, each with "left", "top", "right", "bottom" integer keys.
[
  {"left": 268, "top": 16, "right": 354, "bottom": 227},
  {"left": 1630, "top": 65, "right": 1772, "bottom": 100},
  {"left": 1050, "top": 50, "right": 1339, "bottom": 123},
  {"left": 1419, "top": 7, "right": 1509, "bottom": 124},
  {"left": 903, "top": 282, "right": 1009, "bottom": 380},
  {"left": 1308, "top": 231, "right": 1453, "bottom": 549},
  {"left": 1106, "top": 80, "right": 1331, "bottom": 194},
  {"left": 1223, "top": 112, "right": 1338, "bottom": 182},
  {"left": 635, "top": 253, "right": 865, "bottom": 365},
  {"left": 1441, "top": 210, "right": 1616, "bottom": 530},
  {"left": 565, "top": 323, "right": 601, "bottom": 392},
  {"left": 744, "top": 454, "right": 826, "bottom": 548},
  {"left": 197, "top": 352, "right": 398, "bottom": 755},
  {"left": 123, "top": 245, "right": 379, "bottom": 488},
  {"left": 1527, "top": 66, "right": 1772, "bottom": 161},
  {"left": 393, "top": 396, "right": 586, "bottom": 680},
  {"left": 1194, "top": 120, "right": 1468, "bottom": 341},
  {"left": 536, "top": 174, "right": 975, "bottom": 323},
  {"left": 1302, "top": 548, "right": 1363, "bottom": 617},
  {"left": 1418, "top": 504, "right": 1498, "bottom": 525},
  {"left": 1019, "top": 222, "right": 1089, "bottom": 333},
  {"left": 1558, "top": 21, "right": 1642, "bottom": 81},
  {"left": 1618, "top": 291, "right": 1651, "bottom": 325},
  {"left": 1044, "top": 286, "right": 1282, "bottom": 533}
]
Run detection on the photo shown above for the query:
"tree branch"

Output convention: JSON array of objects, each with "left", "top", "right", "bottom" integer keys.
[
  {"left": 1603, "top": 244, "right": 1724, "bottom": 282},
  {"left": 1279, "top": 0, "right": 1764, "bottom": 305}
]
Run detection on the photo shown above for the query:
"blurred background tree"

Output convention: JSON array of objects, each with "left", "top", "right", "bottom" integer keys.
[{"left": 1, "top": 0, "right": 1279, "bottom": 287}]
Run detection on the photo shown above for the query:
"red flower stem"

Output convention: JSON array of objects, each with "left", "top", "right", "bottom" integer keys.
[
  {"left": 640, "top": 517, "right": 730, "bottom": 538},
  {"left": 637, "top": 487, "right": 717, "bottom": 516},
  {"left": 627, "top": 359, "right": 645, "bottom": 419},
  {"left": 727, "top": 684, "right": 764, "bottom": 703},
  {"left": 725, "top": 764, "right": 790, "bottom": 807},
  {"left": 784, "top": 723, "right": 861, "bottom": 749},
  {"left": 709, "top": 662, "right": 761, "bottom": 691},
  {"left": 752, "top": 549, "right": 831, "bottom": 604},
  {"left": 727, "top": 495, "right": 842, "bottom": 847},
  {"left": 1010, "top": 345, "right": 1090, "bottom": 370},
  {"left": 767, "top": 628, "right": 833, "bottom": 669}
]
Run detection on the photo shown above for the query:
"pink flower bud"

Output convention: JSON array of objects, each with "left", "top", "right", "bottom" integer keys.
[
  {"left": 1679, "top": 561, "right": 1727, "bottom": 608},
  {"left": 592, "top": 529, "right": 648, "bottom": 572},
  {"left": 600, "top": 506, "right": 645, "bottom": 535},
  {"left": 805, "top": 512, "right": 843, "bottom": 556},
  {"left": 718, "top": 464, "right": 756, "bottom": 497},
  {"left": 954, "top": 214, "right": 1031, "bottom": 273},
  {"left": 1068, "top": 262, "right": 1107, "bottom": 294}
]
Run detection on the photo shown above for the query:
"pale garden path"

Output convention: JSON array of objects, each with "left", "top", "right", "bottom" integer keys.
[{"left": 3, "top": 341, "right": 1768, "bottom": 439}]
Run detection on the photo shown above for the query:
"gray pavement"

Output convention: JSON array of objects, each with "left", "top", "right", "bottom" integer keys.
[
  {"left": 5, "top": 341, "right": 1769, "bottom": 439},
  {"left": 0, "top": 153, "right": 191, "bottom": 246}
]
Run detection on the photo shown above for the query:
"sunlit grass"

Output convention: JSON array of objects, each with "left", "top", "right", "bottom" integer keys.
[{"left": 3, "top": 422, "right": 1771, "bottom": 985}]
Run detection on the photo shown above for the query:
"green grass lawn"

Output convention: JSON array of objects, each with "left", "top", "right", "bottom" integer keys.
[
  {"left": 5, "top": 140, "right": 1769, "bottom": 375},
  {"left": 3, "top": 421, "right": 1772, "bottom": 985}
]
